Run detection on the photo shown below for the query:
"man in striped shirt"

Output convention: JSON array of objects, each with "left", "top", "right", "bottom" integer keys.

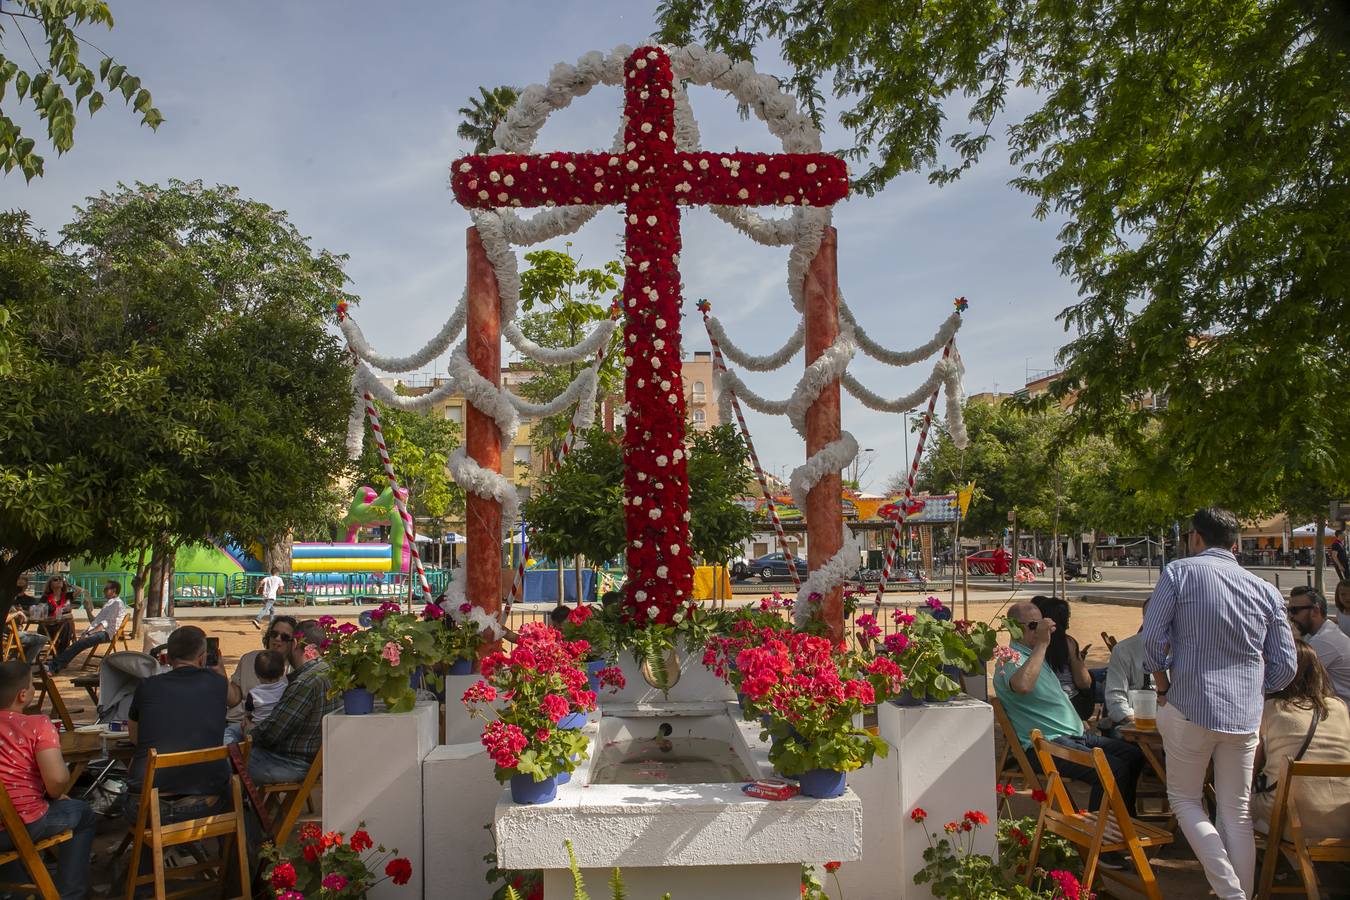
[{"left": 1142, "top": 507, "right": 1296, "bottom": 900}]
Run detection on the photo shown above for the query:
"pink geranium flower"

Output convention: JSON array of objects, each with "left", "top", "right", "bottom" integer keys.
[{"left": 380, "top": 641, "right": 402, "bottom": 666}]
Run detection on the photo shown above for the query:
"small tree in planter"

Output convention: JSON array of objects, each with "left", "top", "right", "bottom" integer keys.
[
  {"left": 321, "top": 605, "right": 446, "bottom": 713},
  {"left": 737, "top": 632, "right": 892, "bottom": 797},
  {"left": 463, "top": 624, "right": 620, "bottom": 804}
]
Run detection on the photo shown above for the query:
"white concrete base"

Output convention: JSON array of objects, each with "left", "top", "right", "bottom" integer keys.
[
  {"left": 442, "top": 673, "right": 484, "bottom": 746},
  {"left": 836, "top": 699, "right": 996, "bottom": 900},
  {"left": 496, "top": 704, "right": 862, "bottom": 872},
  {"left": 544, "top": 863, "right": 800, "bottom": 900},
  {"left": 323, "top": 701, "right": 438, "bottom": 900},
  {"left": 423, "top": 743, "right": 502, "bottom": 900}
]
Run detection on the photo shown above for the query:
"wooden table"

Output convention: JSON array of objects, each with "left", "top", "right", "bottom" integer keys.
[
  {"left": 59, "top": 728, "right": 134, "bottom": 795},
  {"left": 1118, "top": 723, "right": 1167, "bottom": 783}
]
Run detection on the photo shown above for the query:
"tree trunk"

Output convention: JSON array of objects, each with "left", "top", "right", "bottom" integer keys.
[
  {"left": 130, "top": 547, "right": 148, "bottom": 639},
  {"left": 1315, "top": 509, "right": 1327, "bottom": 595},
  {"left": 263, "top": 534, "right": 293, "bottom": 574},
  {"left": 146, "top": 535, "right": 174, "bottom": 618}
]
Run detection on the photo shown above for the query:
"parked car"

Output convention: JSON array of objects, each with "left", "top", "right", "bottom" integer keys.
[
  {"left": 747, "top": 552, "right": 809, "bottom": 581},
  {"left": 964, "top": 549, "right": 1046, "bottom": 575}
]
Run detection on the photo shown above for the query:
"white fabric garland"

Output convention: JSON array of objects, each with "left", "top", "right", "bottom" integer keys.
[
  {"left": 842, "top": 305, "right": 962, "bottom": 367},
  {"left": 840, "top": 356, "right": 962, "bottom": 415},
  {"left": 339, "top": 296, "right": 467, "bottom": 374},
  {"left": 793, "top": 533, "right": 862, "bottom": 625},
  {"left": 708, "top": 317, "right": 804, "bottom": 372}
]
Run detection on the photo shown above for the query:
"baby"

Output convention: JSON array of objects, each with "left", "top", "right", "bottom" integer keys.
[{"left": 243, "top": 649, "right": 288, "bottom": 733}]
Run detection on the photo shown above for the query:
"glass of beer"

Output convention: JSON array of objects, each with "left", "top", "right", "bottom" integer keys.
[{"left": 1130, "top": 689, "right": 1158, "bottom": 730}]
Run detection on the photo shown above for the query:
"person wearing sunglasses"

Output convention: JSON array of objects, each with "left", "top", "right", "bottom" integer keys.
[
  {"left": 223, "top": 615, "right": 298, "bottom": 744},
  {"left": 1287, "top": 586, "right": 1350, "bottom": 704}
]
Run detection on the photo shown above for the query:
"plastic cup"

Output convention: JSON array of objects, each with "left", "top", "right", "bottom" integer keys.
[{"left": 1129, "top": 689, "right": 1158, "bottom": 730}]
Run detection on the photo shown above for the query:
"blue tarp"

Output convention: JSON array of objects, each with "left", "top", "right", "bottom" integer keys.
[{"left": 520, "top": 568, "right": 598, "bottom": 604}]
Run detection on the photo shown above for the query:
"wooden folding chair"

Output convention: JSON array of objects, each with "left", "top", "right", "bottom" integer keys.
[
  {"left": 992, "top": 696, "right": 1042, "bottom": 793},
  {"left": 27, "top": 668, "right": 79, "bottom": 731},
  {"left": 2, "top": 618, "right": 21, "bottom": 660},
  {"left": 0, "top": 777, "right": 74, "bottom": 900},
  {"left": 82, "top": 614, "right": 133, "bottom": 670},
  {"left": 123, "top": 746, "right": 252, "bottom": 900},
  {"left": 1256, "top": 759, "right": 1350, "bottom": 899},
  {"left": 264, "top": 748, "right": 323, "bottom": 846},
  {"left": 1027, "top": 729, "right": 1174, "bottom": 900}
]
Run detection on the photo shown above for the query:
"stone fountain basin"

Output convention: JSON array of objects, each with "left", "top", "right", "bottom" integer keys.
[{"left": 494, "top": 701, "right": 863, "bottom": 870}]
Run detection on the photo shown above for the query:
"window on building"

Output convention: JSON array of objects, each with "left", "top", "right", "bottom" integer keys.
[
  {"left": 514, "top": 446, "right": 532, "bottom": 469},
  {"left": 692, "top": 380, "right": 706, "bottom": 402},
  {"left": 444, "top": 405, "right": 463, "bottom": 424},
  {"left": 692, "top": 409, "right": 706, "bottom": 425}
]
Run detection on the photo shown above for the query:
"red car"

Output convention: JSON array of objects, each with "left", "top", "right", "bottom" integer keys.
[{"left": 964, "top": 549, "right": 1046, "bottom": 575}]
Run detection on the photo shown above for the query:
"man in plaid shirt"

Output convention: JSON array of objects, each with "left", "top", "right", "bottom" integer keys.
[{"left": 248, "top": 619, "right": 339, "bottom": 784}]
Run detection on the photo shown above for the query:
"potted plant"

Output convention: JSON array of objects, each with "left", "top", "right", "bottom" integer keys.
[
  {"left": 873, "top": 599, "right": 1001, "bottom": 705},
  {"left": 462, "top": 623, "right": 601, "bottom": 804},
  {"left": 558, "top": 602, "right": 619, "bottom": 691},
  {"left": 910, "top": 807, "right": 1091, "bottom": 899},
  {"left": 261, "top": 821, "right": 413, "bottom": 898},
  {"left": 736, "top": 632, "right": 891, "bottom": 798},
  {"left": 321, "top": 605, "right": 446, "bottom": 714},
  {"left": 426, "top": 599, "right": 487, "bottom": 675}
]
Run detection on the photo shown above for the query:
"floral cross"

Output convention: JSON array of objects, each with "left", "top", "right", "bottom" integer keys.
[{"left": 451, "top": 45, "right": 848, "bottom": 623}]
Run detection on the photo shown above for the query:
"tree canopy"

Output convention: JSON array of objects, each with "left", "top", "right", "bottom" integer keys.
[
  {"left": 1, "top": 0, "right": 162, "bottom": 180},
  {"left": 0, "top": 182, "right": 354, "bottom": 609},
  {"left": 456, "top": 85, "right": 520, "bottom": 154},
  {"left": 657, "top": 0, "right": 1350, "bottom": 519},
  {"left": 516, "top": 247, "right": 624, "bottom": 460},
  {"left": 523, "top": 424, "right": 755, "bottom": 566}
]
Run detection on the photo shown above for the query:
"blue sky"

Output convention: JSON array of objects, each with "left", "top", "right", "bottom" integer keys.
[{"left": 5, "top": 0, "right": 1079, "bottom": 491}]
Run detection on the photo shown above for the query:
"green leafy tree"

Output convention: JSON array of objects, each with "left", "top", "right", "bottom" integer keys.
[
  {"left": 0, "top": 182, "right": 354, "bottom": 614},
  {"left": 516, "top": 246, "right": 624, "bottom": 460},
  {"left": 456, "top": 85, "right": 520, "bottom": 154},
  {"left": 355, "top": 402, "right": 464, "bottom": 542},
  {"left": 523, "top": 424, "right": 755, "bottom": 567},
  {"left": 656, "top": 0, "right": 1350, "bottom": 530},
  {"left": 1, "top": 0, "right": 162, "bottom": 180}
]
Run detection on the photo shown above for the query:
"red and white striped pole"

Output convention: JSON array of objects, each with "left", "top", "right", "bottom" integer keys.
[
  {"left": 362, "top": 392, "right": 432, "bottom": 604},
  {"left": 699, "top": 300, "right": 801, "bottom": 589},
  {"left": 874, "top": 338, "right": 955, "bottom": 605}
]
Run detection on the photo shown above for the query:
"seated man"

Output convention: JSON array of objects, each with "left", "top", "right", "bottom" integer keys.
[
  {"left": 995, "top": 601, "right": 1145, "bottom": 815},
  {"left": 1287, "top": 586, "right": 1350, "bottom": 704},
  {"left": 248, "top": 619, "right": 339, "bottom": 784},
  {"left": 0, "top": 660, "right": 97, "bottom": 900},
  {"left": 47, "top": 581, "right": 127, "bottom": 674},
  {"left": 125, "top": 626, "right": 230, "bottom": 826},
  {"left": 5, "top": 606, "right": 48, "bottom": 664},
  {"left": 1100, "top": 600, "right": 1157, "bottom": 737}
]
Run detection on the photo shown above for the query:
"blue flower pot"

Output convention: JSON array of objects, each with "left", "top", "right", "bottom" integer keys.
[
  {"left": 556, "top": 769, "right": 571, "bottom": 785},
  {"left": 509, "top": 773, "right": 558, "bottom": 805},
  {"left": 558, "top": 712, "right": 588, "bottom": 730},
  {"left": 797, "top": 768, "right": 847, "bottom": 799},
  {"left": 586, "top": 659, "right": 606, "bottom": 694},
  {"left": 448, "top": 657, "right": 474, "bottom": 676},
  {"left": 890, "top": 689, "right": 925, "bottom": 707},
  {"left": 342, "top": 688, "right": 374, "bottom": 716}
]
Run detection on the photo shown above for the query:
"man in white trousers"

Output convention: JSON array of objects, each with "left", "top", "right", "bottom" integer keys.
[{"left": 1142, "top": 507, "right": 1296, "bottom": 899}]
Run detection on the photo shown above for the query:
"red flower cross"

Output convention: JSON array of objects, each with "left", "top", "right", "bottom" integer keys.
[{"left": 450, "top": 46, "right": 847, "bottom": 623}]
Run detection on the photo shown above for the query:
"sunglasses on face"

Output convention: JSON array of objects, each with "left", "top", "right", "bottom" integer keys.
[
  {"left": 266, "top": 632, "right": 295, "bottom": 643},
  {"left": 1287, "top": 605, "right": 1315, "bottom": 615},
  {"left": 1019, "top": 620, "right": 1040, "bottom": 630}
]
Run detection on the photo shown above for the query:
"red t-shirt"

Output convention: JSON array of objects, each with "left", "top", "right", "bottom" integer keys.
[{"left": 0, "top": 711, "right": 59, "bottom": 825}]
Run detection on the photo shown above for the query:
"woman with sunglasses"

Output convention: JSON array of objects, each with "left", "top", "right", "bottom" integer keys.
[{"left": 223, "top": 616, "right": 297, "bottom": 744}]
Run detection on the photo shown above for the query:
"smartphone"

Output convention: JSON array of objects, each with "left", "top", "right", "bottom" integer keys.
[{"left": 205, "top": 636, "right": 220, "bottom": 667}]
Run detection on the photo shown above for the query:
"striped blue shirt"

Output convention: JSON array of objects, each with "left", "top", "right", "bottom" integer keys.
[{"left": 1142, "top": 548, "right": 1296, "bottom": 734}]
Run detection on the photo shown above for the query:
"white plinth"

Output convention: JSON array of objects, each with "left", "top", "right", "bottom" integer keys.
[
  {"left": 836, "top": 698, "right": 996, "bottom": 900},
  {"left": 442, "top": 673, "right": 484, "bottom": 745},
  {"left": 423, "top": 743, "right": 502, "bottom": 900},
  {"left": 497, "top": 704, "right": 862, "bottom": 875},
  {"left": 543, "top": 863, "right": 801, "bottom": 900},
  {"left": 323, "top": 701, "right": 438, "bottom": 900}
]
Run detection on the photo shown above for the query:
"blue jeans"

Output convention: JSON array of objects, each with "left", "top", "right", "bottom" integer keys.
[
  {"left": 0, "top": 797, "right": 97, "bottom": 900},
  {"left": 247, "top": 746, "right": 311, "bottom": 784},
  {"left": 223, "top": 723, "right": 245, "bottom": 745},
  {"left": 18, "top": 631, "right": 48, "bottom": 663},
  {"left": 48, "top": 630, "right": 109, "bottom": 673},
  {"left": 253, "top": 600, "right": 276, "bottom": 624}
]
